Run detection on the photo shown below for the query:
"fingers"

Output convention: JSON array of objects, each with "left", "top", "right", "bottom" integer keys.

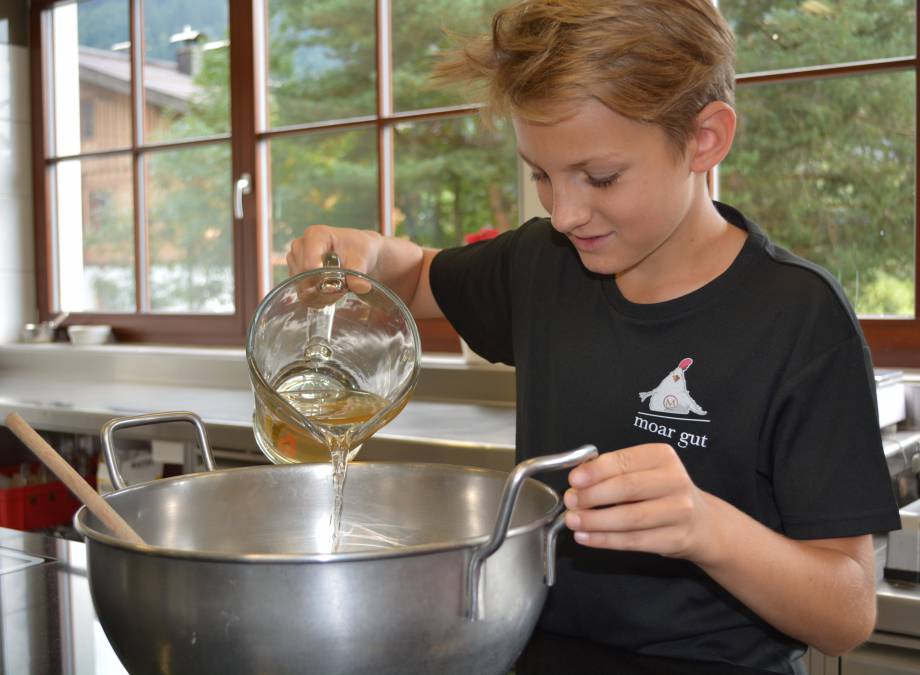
[
  {"left": 286, "top": 226, "right": 378, "bottom": 277},
  {"left": 568, "top": 443, "right": 678, "bottom": 489},
  {"left": 560, "top": 444, "right": 705, "bottom": 558},
  {"left": 564, "top": 498, "right": 696, "bottom": 557},
  {"left": 571, "top": 525, "right": 688, "bottom": 553},
  {"left": 563, "top": 469, "right": 680, "bottom": 510},
  {"left": 287, "top": 226, "right": 335, "bottom": 276},
  {"left": 345, "top": 275, "right": 373, "bottom": 295},
  {"left": 565, "top": 495, "right": 694, "bottom": 533}
]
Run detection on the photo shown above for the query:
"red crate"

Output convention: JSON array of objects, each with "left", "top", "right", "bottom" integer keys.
[{"left": 0, "top": 465, "right": 98, "bottom": 531}]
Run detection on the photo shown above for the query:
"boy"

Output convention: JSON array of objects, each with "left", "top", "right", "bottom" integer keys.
[{"left": 287, "top": 1, "right": 900, "bottom": 672}]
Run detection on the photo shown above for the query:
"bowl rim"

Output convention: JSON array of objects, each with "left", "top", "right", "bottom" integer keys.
[
  {"left": 67, "top": 324, "right": 112, "bottom": 333},
  {"left": 74, "top": 461, "right": 562, "bottom": 564}
]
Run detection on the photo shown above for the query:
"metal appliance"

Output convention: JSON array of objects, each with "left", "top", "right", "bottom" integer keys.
[{"left": 839, "top": 399, "right": 920, "bottom": 674}]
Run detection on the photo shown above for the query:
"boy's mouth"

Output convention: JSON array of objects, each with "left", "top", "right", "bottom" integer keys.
[{"left": 571, "top": 232, "right": 612, "bottom": 252}]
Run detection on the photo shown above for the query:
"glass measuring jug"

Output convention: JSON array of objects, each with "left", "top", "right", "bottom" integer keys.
[
  {"left": 247, "top": 255, "right": 421, "bottom": 468},
  {"left": 247, "top": 256, "right": 421, "bottom": 549}
]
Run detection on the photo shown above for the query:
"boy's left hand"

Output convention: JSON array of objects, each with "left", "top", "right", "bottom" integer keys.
[{"left": 563, "top": 443, "right": 718, "bottom": 563}]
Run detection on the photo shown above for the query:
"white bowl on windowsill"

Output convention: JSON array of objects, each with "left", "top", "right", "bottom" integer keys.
[{"left": 67, "top": 325, "right": 113, "bottom": 346}]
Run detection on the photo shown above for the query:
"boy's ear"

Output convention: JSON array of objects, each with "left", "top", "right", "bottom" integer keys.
[{"left": 689, "top": 101, "right": 736, "bottom": 173}]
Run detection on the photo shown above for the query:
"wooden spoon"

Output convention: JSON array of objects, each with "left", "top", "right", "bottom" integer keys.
[{"left": 5, "top": 412, "right": 145, "bottom": 546}]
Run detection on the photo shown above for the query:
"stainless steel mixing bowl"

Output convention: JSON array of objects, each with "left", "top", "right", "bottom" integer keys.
[{"left": 74, "top": 412, "right": 597, "bottom": 675}]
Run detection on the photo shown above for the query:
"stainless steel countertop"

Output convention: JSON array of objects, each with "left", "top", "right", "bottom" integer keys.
[
  {"left": 8, "top": 527, "right": 908, "bottom": 675},
  {"left": 876, "top": 579, "right": 920, "bottom": 639},
  {"left": 0, "top": 371, "right": 515, "bottom": 445},
  {"left": 0, "top": 528, "right": 781, "bottom": 675},
  {"left": 0, "top": 371, "right": 518, "bottom": 469},
  {"left": 871, "top": 532, "right": 920, "bottom": 640},
  {"left": 0, "top": 528, "right": 128, "bottom": 674}
]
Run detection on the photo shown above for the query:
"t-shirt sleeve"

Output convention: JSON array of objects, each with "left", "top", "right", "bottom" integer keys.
[
  {"left": 766, "top": 335, "right": 901, "bottom": 539},
  {"left": 429, "top": 225, "right": 526, "bottom": 366}
]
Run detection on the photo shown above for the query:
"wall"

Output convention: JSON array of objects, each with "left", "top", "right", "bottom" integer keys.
[
  {"left": 0, "top": 1, "right": 34, "bottom": 343},
  {"left": 519, "top": 159, "right": 549, "bottom": 222}
]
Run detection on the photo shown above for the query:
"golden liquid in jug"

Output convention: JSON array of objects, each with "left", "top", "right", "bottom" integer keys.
[
  {"left": 267, "top": 388, "right": 394, "bottom": 463},
  {"left": 258, "top": 367, "right": 409, "bottom": 551}
]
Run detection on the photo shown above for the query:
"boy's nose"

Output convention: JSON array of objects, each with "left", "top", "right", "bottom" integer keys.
[{"left": 550, "top": 189, "right": 591, "bottom": 234}]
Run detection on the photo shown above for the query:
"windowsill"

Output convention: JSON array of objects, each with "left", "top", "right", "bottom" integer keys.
[
  {"left": 0, "top": 342, "right": 515, "bottom": 405},
  {"left": 0, "top": 341, "right": 513, "bottom": 370},
  {"left": 3, "top": 342, "right": 916, "bottom": 469},
  {"left": 0, "top": 342, "right": 517, "bottom": 469}
]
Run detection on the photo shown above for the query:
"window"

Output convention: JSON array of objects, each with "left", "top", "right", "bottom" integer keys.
[
  {"left": 86, "top": 189, "right": 110, "bottom": 228},
  {"left": 79, "top": 99, "right": 94, "bottom": 138},
  {"left": 34, "top": 0, "right": 237, "bottom": 339},
  {"left": 31, "top": 0, "right": 516, "bottom": 349},
  {"left": 715, "top": 0, "right": 918, "bottom": 365},
  {"left": 30, "top": 1, "right": 920, "bottom": 363}
]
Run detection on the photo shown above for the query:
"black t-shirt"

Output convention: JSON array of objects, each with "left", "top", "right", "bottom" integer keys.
[{"left": 429, "top": 201, "right": 901, "bottom": 674}]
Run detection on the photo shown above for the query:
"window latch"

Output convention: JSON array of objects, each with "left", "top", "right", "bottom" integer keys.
[{"left": 234, "top": 173, "right": 252, "bottom": 220}]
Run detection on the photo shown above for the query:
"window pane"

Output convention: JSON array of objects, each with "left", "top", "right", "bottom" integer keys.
[
  {"left": 394, "top": 116, "right": 518, "bottom": 247},
  {"left": 720, "top": 0, "right": 915, "bottom": 74},
  {"left": 266, "top": 0, "right": 375, "bottom": 128},
  {"left": 145, "top": 143, "right": 234, "bottom": 313},
  {"left": 268, "top": 128, "right": 378, "bottom": 287},
  {"left": 143, "top": 1, "right": 230, "bottom": 142},
  {"left": 719, "top": 71, "right": 915, "bottom": 318},
  {"left": 55, "top": 155, "right": 136, "bottom": 313},
  {"left": 391, "top": 0, "right": 506, "bottom": 112},
  {"left": 52, "top": 0, "right": 131, "bottom": 155}
]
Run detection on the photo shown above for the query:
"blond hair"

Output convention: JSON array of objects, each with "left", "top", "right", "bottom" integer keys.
[{"left": 435, "top": 0, "right": 736, "bottom": 153}]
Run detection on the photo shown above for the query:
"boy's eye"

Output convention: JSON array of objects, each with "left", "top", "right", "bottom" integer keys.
[
  {"left": 588, "top": 173, "right": 620, "bottom": 188},
  {"left": 530, "top": 171, "right": 550, "bottom": 183}
]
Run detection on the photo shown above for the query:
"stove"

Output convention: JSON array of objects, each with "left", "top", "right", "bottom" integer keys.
[{"left": 0, "top": 528, "right": 128, "bottom": 674}]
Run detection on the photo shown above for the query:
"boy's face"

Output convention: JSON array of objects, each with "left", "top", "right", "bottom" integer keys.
[{"left": 512, "top": 99, "right": 703, "bottom": 276}]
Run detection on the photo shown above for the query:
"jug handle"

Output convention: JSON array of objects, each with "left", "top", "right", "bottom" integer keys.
[
  {"left": 465, "top": 444, "right": 598, "bottom": 621},
  {"left": 101, "top": 411, "right": 217, "bottom": 490}
]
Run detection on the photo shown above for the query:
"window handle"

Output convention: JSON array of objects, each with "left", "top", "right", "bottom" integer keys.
[{"left": 234, "top": 172, "right": 252, "bottom": 220}]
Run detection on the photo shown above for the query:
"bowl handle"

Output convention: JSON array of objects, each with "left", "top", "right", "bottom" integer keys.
[
  {"left": 544, "top": 512, "right": 569, "bottom": 587},
  {"left": 101, "top": 411, "right": 217, "bottom": 490},
  {"left": 465, "top": 444, "right": 598, "bottom": 621}
]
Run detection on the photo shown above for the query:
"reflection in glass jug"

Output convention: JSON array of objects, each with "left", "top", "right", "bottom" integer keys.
[{"left": 246, "top": 256, "right": 421, "bottom": 549}]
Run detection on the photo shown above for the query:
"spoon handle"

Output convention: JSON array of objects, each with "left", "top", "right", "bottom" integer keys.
[{"left": 4, "top": 412, "right": 145, "bottom": 546}]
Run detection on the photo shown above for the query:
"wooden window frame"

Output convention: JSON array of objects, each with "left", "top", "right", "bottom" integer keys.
[
  {"left": 732, "top": 52, "right": 920, "bottom": 367},
  {"left": 30, "top": 2, "right": 920, "bottom": 361},
  {"left": 29, "top": 0, "right": 462, "bottom": 351}
]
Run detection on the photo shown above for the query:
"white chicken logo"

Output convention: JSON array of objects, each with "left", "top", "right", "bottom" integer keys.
[{"left": 639, "top": 357, "right": 707, "bottom": 416}]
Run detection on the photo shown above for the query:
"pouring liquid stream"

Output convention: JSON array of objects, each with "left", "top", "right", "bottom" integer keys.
[
  {"left": 248, "top": 262, "right": 421, "bottom": 554},
  {"left": 269, "top": 367, "right": 399, "bottom": 551}
]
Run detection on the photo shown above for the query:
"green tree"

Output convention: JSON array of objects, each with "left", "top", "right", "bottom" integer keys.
[
  {"left": 263, "top": 0, "right": 518, "bottom": 285},
  {"left": 76, "top": 0, "right": 917, "bottom": 316},
  {"left": 719, "top": 0, "right": 916, "bottom": 315}
]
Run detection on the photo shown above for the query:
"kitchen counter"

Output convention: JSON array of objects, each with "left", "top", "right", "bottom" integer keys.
[
  {"left": 3, "top": 349, "right": 920, "bottom": 672},
  {"left": 0, "top": 344, "right": 517, "bottom": 470},
  {"left": 0, "top": 528, "right": 128, "bottom": 674},
  {"left": 2, "top": 527, "right": 894, "bottom": 675},
  {"left": 0, "top": 344, "right": 910, "bottom": 472},
  {"left": 0, "top": 371, "right": 515, "bottom": 452},
  {"left": 877, "top": 578, "right": 920, "bottom": 638}
]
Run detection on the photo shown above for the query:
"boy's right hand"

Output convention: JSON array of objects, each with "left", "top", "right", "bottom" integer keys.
[
  {"left": 286, "top": 224, "right": 442, "bottom": 319},
  {"left": 287, "top": 225, "right": 384, "bottom": 277}
]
